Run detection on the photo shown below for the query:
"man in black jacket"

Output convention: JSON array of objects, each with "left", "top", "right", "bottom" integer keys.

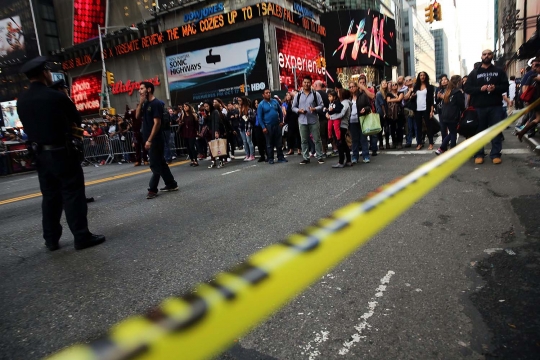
[
  {"left": 465, "top": 49, "right": 509, "bottom": 164},
  {"left": 18, "top": 57, "right": 105, "bottom": 251}
]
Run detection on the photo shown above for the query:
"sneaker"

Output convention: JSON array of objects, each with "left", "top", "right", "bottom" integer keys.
[
  {"left": 363, "top": 158, "right": 370, "bottom": 163},
  {"left": 146, "top": 191, "right": 158, "bottom": 199},
  {"left": 118, "top": 162, "right": 122, "bottom": 165},
  {"left": 317, "top": 159, "right": 325, "bottom": 164},
  {"left": 230, "top": 155, "right": 235, "bottom": 160},
  {"left": 268, "top": 159, "right": 275, "bottom": 164},
  {"left": 172, "top": 156, "right": 177, "bottom": 160},
  {"left": 257, "top": 157, "right": 266, "bottom": 163},
  {"left": 322, "top": 153, "right": 328, "bottom": 158},
  {"left": 300, "top": 159, "right": 310, "bottom": 165},
  {"left": 227, "top": 158, "right": 232, "bottom": 162},
  {"left": 474, "top": 157, "right": 484, "bottom": 164},
  {"left": 435, "top": 148, "right": 444, "bottom": 155},
  {"left": 208, "top": 161, "right": 216, "bottom": 169},
  {"left": 243, "top": 157, "right": 249, "bottom": 161},
  {"left": 332, "top": 163, "right": 345, "bottom": 168},
  {"left": 371, "top": 151, "right": 378, "bottom": 156},
  {"left": 100, "top": 160, "right": 106, "bottom": 165},
  {"left": 277, "top": 158, "right": 288, "bottom": 163},
  {"left": 351, "top": 158, "right": 358, "bottom": 164},
  {"left": 492, "top": 158, "right": 502, "bottom": 164},
  {"left": 159, "top": 185, "right": 179, "bottom": 192}
]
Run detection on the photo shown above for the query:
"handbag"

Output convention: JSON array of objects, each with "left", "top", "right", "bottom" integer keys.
[
  {"left": 520, "top": 81, "right": 537, "bottom": 103},
  {"left": 209, "top": 138, "right": 227, "bottom": 157},
  {"left": 457, "top": 107, "right": 479, "bottom": 138},
  {"left": 345, "top": 130, "right": 352, "bottom": 149},
  {"left": 360, "top": 113, "right": 382, "bottom": 135}
]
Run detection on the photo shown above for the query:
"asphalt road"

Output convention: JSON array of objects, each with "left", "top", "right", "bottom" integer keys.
[{"left": 1, "top": 129, "right": 539, "bottom": 360}]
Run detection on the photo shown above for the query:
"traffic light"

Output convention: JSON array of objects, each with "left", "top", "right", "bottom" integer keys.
[
  {"left": 425, "top": 4, "right": 434, "bottom": 24},
  {"left": 433, "top": 3, "right": 442, "bottom": 21},
  {"left": 106, "top": 71, "right": 115, "bottom": 85}
]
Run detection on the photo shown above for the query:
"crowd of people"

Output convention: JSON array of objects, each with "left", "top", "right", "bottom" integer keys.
[{"left": 24, "top": 49, "right": 539, "bottom": 174}]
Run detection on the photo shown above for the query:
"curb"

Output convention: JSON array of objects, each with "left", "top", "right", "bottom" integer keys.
[{"left": 523, "top": 133, "right": 540, "bottom": 155}]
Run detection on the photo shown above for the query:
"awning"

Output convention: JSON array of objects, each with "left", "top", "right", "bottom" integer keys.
[{"left": 517, "top": 31, "right": 540, "bottom": 59}]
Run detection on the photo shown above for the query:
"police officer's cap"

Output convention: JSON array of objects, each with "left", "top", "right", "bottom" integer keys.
[
  {"left": 50, "top": 79, "right": 68, "bottom": 90},
  {"left": 20, "top": 56, "right": 50, "bottom": 77}
]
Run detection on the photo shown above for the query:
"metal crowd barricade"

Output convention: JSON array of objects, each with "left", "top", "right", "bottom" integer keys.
[
  {"left": 109, "top": 131, "right": 136, "bottom": 163},
  {"left": 82, "top": 135, "right": 113, "bottom": 165},
  {"left": 170, "top": 124, "right": 188, "bottom": 157}
]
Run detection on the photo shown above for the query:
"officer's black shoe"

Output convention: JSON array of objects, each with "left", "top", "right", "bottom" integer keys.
[
  {"left": 45, "top": 243, "right": 60, "bottom": 251},
  {"left": 74, "top": 234, "right": 106, "bottom": 250}
]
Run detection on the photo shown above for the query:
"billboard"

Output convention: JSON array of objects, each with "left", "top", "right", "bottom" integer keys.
[
  {"left": 1, "top": 100, "right": 21, "bottom": 128},
  {"left": 165, "top": 25, "right": 268, "bottom": 103},
  {"left": 276, "top": 28, "right": 325, "bottom": 91},
  {"left": 71, "top": 72, "right": 102, "bottom": 116},
  {"left": 321, "top": 10, "right": 397, "bottom": 68},
  {"left": 0, "top": 0, "right": 39, "bottom": 67},
  {"left": 73, "top": 0, "right": 106, "bottom": 44}
]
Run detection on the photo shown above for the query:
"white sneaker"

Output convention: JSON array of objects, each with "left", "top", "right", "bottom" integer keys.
[
  {"left": 172, "top": 156, "right": 177, "bottom": 160},
  {"left": 243, "top": 157, "right": 249, "bottom": 161},
  {"left": 227, "top": 158, "right": 232, "bottom": 162}
]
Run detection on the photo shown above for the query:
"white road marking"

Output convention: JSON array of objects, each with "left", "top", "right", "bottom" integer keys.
[
  {"left": 505, "top": 249, "right": 516, "bottom": 255},
  {"left": 221, "top": 169, "right": 241, "bottom": 176},
  {"left": 484, "top": 248, "right": 504, "bottom": 254},
  {"left": 300, "top": 330, "right": 330, "bottom": 360},
  {"left": 382, "top": 148, "right": 530, "bottom": 155},
  {"left": 338, "top": 270, "right": 395, "bottom": 356}
]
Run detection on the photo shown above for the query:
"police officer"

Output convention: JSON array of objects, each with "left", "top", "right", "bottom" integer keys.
[
  {"left": 17, "top": 56, "right": 105, "bottom": 251},
  {"left": 49, "top": 78, "right": 95, "bottom": 204}
]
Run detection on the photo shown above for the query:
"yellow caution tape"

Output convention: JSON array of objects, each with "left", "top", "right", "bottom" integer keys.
[{"left": 48, "top": 99, "right": 540, "bottom": 360}]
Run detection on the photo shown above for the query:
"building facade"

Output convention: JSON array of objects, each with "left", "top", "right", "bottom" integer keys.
[
  {"left": 402, "top": 1, "right": 436, "bottom": 82},
  {"left": 431, "top": 28, "right": 449, "bottom": 80}
]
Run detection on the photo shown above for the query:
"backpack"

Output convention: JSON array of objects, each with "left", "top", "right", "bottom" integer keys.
[
  {"left": 457, "top": 107, "right": 479, "bottom": 138},
  {"left": 293, "top": 91, "right": 318, "bottom": 110}
]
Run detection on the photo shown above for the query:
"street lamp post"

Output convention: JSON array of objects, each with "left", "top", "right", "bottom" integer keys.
[{"left": 97, "top": 24, "right": 138, "bottom": 110}]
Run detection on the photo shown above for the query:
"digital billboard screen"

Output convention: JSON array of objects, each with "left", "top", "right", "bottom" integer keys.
[
  {"left": 0, "top": 0, "right": 39, "bottom": 67},
  {"left": 73, "top": 0, "right": 106, "bottom": 44},
  {"left": 71, "top": 72, "right": 102, "bottom": 116},
  {"left": 321, "top": 10, "right": 397, "bottom": 68},
  {"left": 276, "top": 28, "right": 325, "bottom": 91},
  {"left": 165, "top": 25, "right": 268, "bottom": 103},
  {"left": 1, "top": 100, "right": 21, "bottom": 128}
]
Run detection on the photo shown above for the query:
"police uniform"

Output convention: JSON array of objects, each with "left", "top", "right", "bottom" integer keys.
[{"left": 17, "top": 57, "right": 105, "bottom": 251}]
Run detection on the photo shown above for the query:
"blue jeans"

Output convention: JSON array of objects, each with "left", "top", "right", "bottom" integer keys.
[
  {"left": 163, "top": 130, "right": 172, "bottom": 161},
  {"left": 263, "top": 124, "right": 285, "bottom": 161},
  {"left": 406, "top": 116, "right": 416, "bottom": 145},
  {"left": 240, "top": 130, "right": 254, "bottom": 157},
  {"left": 360, "top": 134, "right": 378, "bottom": 160},
  {"left": 475, "top": 106, "right": 503, "bottom": 159},
  {"left": 440, "top": 122, "right": 457, "bottom": 150},
  {"left": 349, "top": 122, "right": 361, "bottom": 161}
]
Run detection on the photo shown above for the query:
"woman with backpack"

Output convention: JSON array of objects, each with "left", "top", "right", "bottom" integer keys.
[{"left": 435, "top": 75, "right": 465, "bottom": 155}]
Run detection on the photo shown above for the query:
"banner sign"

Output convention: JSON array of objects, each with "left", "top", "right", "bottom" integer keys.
[
  {"left": 184, "top": 3, "right": 224, "bottom": 23},
  {"left": 276, "top": 28, "right": 325, "bottom": 91},
  {"left": 71, "top": 72, "right": 101, "bottom": 115},
  {"left": 111, "top": 76, "right": 160, "bottom": 96},
  {"left": 165, "top": 25, "right": 268, "bottom": 103},
  {"left": 62, "top": 2, "right": 326, "bottom": 71},
  {"left": 321, "top": 9, "right": 397, "bottom": 68}
]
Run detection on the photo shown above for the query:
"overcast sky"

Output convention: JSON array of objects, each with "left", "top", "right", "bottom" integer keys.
[{"left": 455, "top": 0, "right": 494, "bottom": 72}]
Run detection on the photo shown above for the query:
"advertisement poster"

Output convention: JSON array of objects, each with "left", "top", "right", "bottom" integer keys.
[
  {"left": 276, "top": 28, "right": 325, "bottom": 91},
  {"left": 321, "top": 10, "right": 397, "bottom": 68},
  {"left": 165, "top": 25, "right": 268, "bottom": 103},
  {"left": 71, "top": 72, "right": 102, "bottom": 116},
  {"left": 0, "top": 16, "right": 25, "bottom": 62},
  {"left": 0, "top": 0, "right": 39, "bottom": 67},
  {"left": 73, "top": 0, "right": 106, "bottom": 44},
  {"left": 1, "top": 100, "right": 21, "bottom": 128}
]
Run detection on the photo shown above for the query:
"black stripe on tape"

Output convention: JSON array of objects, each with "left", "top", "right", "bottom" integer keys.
[
  {"left": 208, "top": 280, "right": 236, "bottom": 300},
  {"left": 229, "top": 263, "right": 268, "bottom": 285}
]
